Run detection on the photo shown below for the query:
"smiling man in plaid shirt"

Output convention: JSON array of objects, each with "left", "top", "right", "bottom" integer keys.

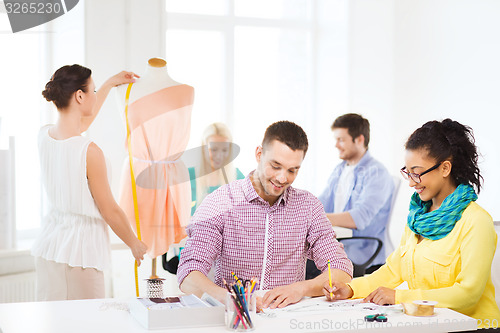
[{"left": 178, "top": 121, "right": 353, "bottom": 309}]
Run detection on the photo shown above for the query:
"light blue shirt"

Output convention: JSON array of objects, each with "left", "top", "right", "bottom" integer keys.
[{"left": 319, "top": 151, "right": 395, "bottom": 266}]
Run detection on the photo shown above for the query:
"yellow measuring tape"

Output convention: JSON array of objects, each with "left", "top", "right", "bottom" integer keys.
[{"left": 124, "top": 83, "right": 142, "bottom": 297}]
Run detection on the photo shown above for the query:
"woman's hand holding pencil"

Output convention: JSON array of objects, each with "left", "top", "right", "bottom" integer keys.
[{"left": 323, "top": 281, "right": 354, "bottom": 301}]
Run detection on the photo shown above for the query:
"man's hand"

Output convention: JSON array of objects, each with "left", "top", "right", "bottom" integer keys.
[
  {"left": 260, "top": 269, "right": 352, "bottom": 309},
  {"left": 363, "top": 287, "right": 395, "bottom": 305},
  {"left": 261, "top": 282, "right": 307, "bottom": 309}
]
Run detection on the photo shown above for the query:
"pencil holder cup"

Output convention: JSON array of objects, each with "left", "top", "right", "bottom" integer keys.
[{"left": 225, "top": 291, "right": 256, "bottom": 331}]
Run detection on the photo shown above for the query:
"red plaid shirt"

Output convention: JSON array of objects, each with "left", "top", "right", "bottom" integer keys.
[{"left": 177, "top": 173, "right": 353, "bottom": 290}]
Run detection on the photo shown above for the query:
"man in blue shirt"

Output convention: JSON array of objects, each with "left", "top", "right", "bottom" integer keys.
[{"left": 319, "top": 113, "right": 395, "bottom": 274}]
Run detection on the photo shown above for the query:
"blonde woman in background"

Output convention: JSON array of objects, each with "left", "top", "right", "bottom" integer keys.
[
  {"left": 189, "top": 122, "right": 245, "bottom": 215},
  {"left": 163, "top": 122, "right": 244, "bottom": 274}
]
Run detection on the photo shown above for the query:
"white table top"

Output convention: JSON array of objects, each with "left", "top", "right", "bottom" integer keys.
[
  {"left": 0, "top": 297, "right": 477, "bottom": 333},
  {"left": 332, "top": 226, "right": 353, "bottom": 239}
]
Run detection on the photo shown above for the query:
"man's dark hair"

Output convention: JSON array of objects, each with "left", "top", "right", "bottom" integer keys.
[
  {"left": 262, "top": 121, "right": 308, "bottom": 156},
  {"left": 331, "top": 113, "right": 370, "bottom": 148}
]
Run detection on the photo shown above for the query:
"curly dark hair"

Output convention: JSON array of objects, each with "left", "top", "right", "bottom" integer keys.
[
  {"left": 405, "top": 118, "right": 482, "bottom": 193},
  {"left": 262, "top": 121, "right": 309, "bottom": 156}
]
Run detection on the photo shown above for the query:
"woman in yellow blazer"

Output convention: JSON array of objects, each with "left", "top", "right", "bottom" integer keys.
[{"left": 324, "top": 119, "right": 500, "bottom": 329}]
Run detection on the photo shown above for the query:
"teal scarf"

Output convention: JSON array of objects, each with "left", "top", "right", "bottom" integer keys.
[{"left": 407, "top": 184, "right": 477, "bottom": 240}]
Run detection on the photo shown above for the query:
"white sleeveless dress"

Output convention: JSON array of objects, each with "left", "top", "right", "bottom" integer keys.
[{"left": 31, "top": 125, "right": 111, "bottom": 271}]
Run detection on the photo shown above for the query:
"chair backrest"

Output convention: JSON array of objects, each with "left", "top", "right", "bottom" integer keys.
[
  {"left": 493, "top": 221, "right": 500, "bottom": 309},
  {"left": 384, "top": 176, "right": 402, "bottom": 257},
  {"left": 338, "top": 236, "right": 383, "bottom": 277}
]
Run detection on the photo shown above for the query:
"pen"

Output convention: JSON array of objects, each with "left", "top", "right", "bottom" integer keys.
[{"left": 328, "top": 259, "right": 333, "bottom": 299}]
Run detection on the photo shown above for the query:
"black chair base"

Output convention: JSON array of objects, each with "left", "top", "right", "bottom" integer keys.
[
  {"left": 162, "top": 253, "right": 179, "bottom": 274},
  {"left": 306, "top": 259, "right": 322, "bottom": 280},
  {"left": 305, "top": 236, "right": 384, "bottom": 279}
]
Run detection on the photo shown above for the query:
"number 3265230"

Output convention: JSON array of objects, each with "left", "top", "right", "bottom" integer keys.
[{"left": 5, "top": 2, "right": 63, "bottom": 14}]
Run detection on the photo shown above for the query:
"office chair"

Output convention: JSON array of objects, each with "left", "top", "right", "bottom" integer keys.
[
  {"left": 306, "top": 176, "right": 401, "bottom": 280},
  {"left": 337, "top": 236, "right": 383, "bottom": 277},
  {"left": 305, "top": 236, "right": 383, "bottom": 279},
  {"left": 162, "top": 252, "right": 179, "bottom": 274}
]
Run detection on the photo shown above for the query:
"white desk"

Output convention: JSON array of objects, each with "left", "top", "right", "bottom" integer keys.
[
  {"left": 332, "top": 226, "right": 353, "bottom": 239},
  {"left": 0, "top": 297, "right": 477, "bottom": 333}
]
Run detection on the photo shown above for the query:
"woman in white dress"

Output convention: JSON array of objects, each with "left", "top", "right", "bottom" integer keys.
[{"left": 32, "top": 64, "right": 148, "bottom": 301}]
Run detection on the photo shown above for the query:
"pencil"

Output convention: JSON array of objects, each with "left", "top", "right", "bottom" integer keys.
[
  {"left": 249, "top": 279, "right": 257, "bottom": 294},
  {"left": 328, "top": 259, "right": 333, "bottom": 299},
  {"left": 225, "top": 279, "right": 250, "bottom": 329},
  {"left": 231, "top": 271, "right": 242, "bottom": 286}
]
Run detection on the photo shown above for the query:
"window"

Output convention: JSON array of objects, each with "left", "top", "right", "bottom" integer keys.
[
  {"left": 0, "top": 16, "right": 47, "bottom": 241},
  {"left": 164, "top": 0, "right": 348, "bottom": 192},
  {"left": 0, "top": 3, "right": 84, "bottom": 246}
]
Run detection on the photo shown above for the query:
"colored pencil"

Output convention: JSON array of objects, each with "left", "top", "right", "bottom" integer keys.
[{"left": 328, "top": 259, "right": 333, "bottom": 299}]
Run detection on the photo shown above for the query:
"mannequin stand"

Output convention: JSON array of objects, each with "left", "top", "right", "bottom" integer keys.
[{"left": 146, "top": 257, "right": 165, "bottom": 298}]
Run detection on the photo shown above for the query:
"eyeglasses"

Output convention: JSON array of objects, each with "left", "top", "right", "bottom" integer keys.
[{"left": 400, "top": 162, "right": 441, "bottom": 184}]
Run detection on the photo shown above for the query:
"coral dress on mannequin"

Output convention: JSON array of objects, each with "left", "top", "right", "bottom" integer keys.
[{"left": 117, "top": 58, "right": 194, "bottom": 260}]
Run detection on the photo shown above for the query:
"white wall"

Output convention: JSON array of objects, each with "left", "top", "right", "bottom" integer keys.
[
  {"left": 348, "top": 0, "right": 395, "bottom": 167},
  {"left": 85, "top": 0, "right": 165, "bottom": 197},
  {"left": 393, "top": 0, "right": 500, "bottom": 221},
  {"left": 348, "top": 0, "right": 500, "bottom": 243},
  {"left": 313, "top": 0, "right": 350, "bottom": 195}
]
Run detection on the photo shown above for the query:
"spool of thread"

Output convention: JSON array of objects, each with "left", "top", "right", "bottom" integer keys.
[{"left": 402, "top": 300, "right": 437, "bottom": 316}]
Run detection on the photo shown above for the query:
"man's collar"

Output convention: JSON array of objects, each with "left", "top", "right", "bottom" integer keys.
[
  {"left": 278, "top": 186, "right": 290, "bottom": 206},
  {"left": 344, "top": 150, "right": 371, "bottom": 169},
  {"left": 356, "top": 150, "right": 371, "bottom": 168},
  {"left": 243, "top": 172, "right": 260, "bottom": 202},
  {"left": 243, "top": 171, "right": 289, "bottom": 206}
]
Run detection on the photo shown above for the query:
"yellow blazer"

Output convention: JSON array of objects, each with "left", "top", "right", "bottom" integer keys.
[{"left": 349, "top": 202, "right": 500, "bottom": 328}]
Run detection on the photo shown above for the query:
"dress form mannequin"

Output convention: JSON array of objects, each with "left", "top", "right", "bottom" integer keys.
[
  {"left": 117, "top": 58, "right": 194, "bottom": 278},
  {"left": 116, "top": 58, "right": 180, "bottom": 104}
]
